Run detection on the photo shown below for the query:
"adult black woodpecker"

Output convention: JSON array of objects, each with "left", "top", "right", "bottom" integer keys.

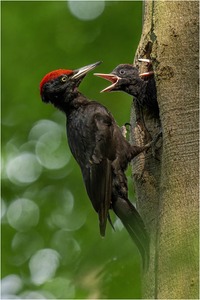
[
  {"left": 40, "top": 62, "right": 150, "bottom": 269},
  {"left": 94, "top": 63, "right": 159, "bottom": 118}
]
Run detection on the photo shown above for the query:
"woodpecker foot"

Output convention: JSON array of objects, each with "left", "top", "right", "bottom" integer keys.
[
  {"left": 152, "top": 130, "right": 162, "bottom": 144},
  {"left": 150, "top": 130, "right": 163, "bottom": 158},
  {"left": 121, "top": 123, "right": 131, "bottom": 138}
]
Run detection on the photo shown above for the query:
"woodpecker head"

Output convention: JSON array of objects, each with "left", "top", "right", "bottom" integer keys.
[
  {"left": 40, "top": 61, "right": 101, "bottom": 105},
  {"left": 94, "top": 64, "right": 145, "bottom": 97}
]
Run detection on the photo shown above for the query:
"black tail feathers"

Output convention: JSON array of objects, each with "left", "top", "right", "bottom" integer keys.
[{"left": 112, "top": 197, "right": 150, "bottom": 271}]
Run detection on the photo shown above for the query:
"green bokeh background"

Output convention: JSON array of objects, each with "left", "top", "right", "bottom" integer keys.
[{"left": 2, "top": 1, "right": 143, "bottom": 298}]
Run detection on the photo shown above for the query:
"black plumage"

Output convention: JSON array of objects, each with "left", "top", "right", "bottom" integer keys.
[{"left": 40, "top": 62, "right": 150, "bottom": 269}]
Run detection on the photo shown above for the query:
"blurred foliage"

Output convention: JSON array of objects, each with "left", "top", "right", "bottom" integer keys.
[{"left": 2, "top": 1, "right": 143, "bottom": 299}]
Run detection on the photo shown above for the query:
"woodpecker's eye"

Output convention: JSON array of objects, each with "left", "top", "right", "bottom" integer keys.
[
  {"left": 61, "top": 76, "right": 67, "bottom": 82},
  {"left": 119, "top": 69, "right": 126, "bottom": 75}
]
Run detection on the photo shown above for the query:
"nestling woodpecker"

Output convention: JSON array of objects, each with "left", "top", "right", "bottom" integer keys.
[
  {"left": 40, "top": 62, "right": 150, "bottom": 269},
  {"left": 94, "top": 63, "right": 159, "bottom": 118}
]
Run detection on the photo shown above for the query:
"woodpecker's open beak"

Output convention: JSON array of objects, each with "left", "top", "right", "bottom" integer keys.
[
  {"left": 72, "top": 61, "right": 102, "bottom": 80},
  {"left": 94, "top": 73, "right": 120, "bottom": 92}
]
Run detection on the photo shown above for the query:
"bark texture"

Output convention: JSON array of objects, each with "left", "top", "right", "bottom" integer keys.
[{"left": 130, "top": 1, "right": 199, "bottom": 298}]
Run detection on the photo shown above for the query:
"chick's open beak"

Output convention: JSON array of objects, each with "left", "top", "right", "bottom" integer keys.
[{"left": 94, "top": 73, "right": 120, "bottom": 92}]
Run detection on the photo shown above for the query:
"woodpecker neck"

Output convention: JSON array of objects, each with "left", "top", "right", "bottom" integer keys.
[
  {"left": 52, "top": 91, "right": 89, "bottom": 115},
  {"left": 127, "top": 79, "right": 147, "bottom": 98}
]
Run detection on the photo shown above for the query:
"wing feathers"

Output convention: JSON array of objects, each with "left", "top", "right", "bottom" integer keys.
[{"left": 83, "top": 159, "right": 112, "bottom": 236}]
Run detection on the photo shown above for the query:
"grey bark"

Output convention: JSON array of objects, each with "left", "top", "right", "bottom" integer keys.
[{"left": 131, "top": 1, "right": 199, "bottom": 298}]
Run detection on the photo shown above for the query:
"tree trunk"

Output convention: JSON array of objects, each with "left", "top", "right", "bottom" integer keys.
[{"left": 130, "top": 1, "right": 199, "bottom": 298}]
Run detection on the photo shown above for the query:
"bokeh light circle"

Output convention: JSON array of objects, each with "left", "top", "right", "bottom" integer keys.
[
  {"left": 1, "top": 274, "right": 23, "bottom": 297},
  {"left": 45, "top": 190, "right": 87, "bottom": 231},
  {"left": 33, "top": 120, "right": 71, "bottom": 170},
  {"left": 11, "top": 231, "right": 44, "bottom": 266},
  {"left": 29, "top": 249, "right": 60, "bottom": 285},
  {"left": 1, "top": 199, "right": 7, "bottom": 221},
  {"left": 6, "top": 152, "right": 42, "bottom": 185},
  {"left": 29, "top": 119, "right": 60, "bottom": 141},
  {"left": 7, "top": 198, "right": 40, "bottom": 231},
  {"left": 51, "top": 230, "right": 81, "bottom": 265},
  {"left": 68, "top": 1, "right": 105, "bottom": 21}
]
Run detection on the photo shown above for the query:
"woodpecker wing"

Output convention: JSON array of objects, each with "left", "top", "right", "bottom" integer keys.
[
  {"left": 83, "top": 109, "right": 115, "bottom": 236},
  {"left": 67, "top": 103, "right": 116, "bottom": 236},
  {"left": 83, "top": 157, "right": 112, "bottom": 236}
]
